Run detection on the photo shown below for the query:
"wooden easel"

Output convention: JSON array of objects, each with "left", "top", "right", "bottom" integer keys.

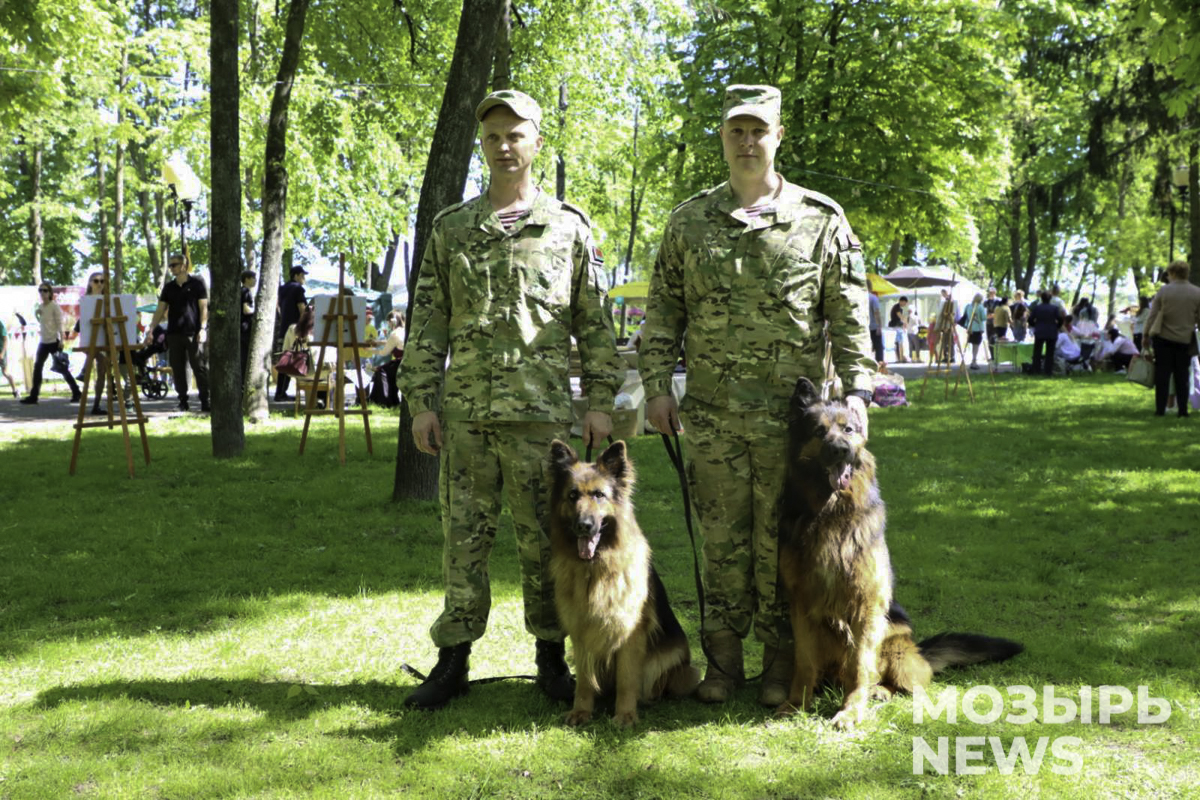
[
  {"left": 919, "top": 295, "right": 998, "bottom": 403},
  {"left": 298, "top": 253, "right": 373, "bottom": 463},
  {"left": 69, "top": 249, "right": 151, "bottom": 476}
]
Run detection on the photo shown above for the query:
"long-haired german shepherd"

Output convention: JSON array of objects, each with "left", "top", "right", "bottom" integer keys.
[
  {"left": 547, "top": 440, "right": 700, "bottom": 727},
  {"left": 777, "top": 377, "right": 1023, "bottom": 729}
]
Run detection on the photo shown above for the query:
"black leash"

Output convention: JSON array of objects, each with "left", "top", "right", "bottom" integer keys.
[
  {"left": 659, "top": 429, "right": 775, "bottom": 682},
  {"left": 398, "top": 663, "right": 536, "bottom": 686}
]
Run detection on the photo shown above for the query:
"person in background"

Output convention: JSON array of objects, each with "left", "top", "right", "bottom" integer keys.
[
  {"left": 1145, "top": 260, "right": 1200, "bottom": 418},
  {"left": 79, "top": 271, "right": 134, "bottom": 414},
  {"left": 275, "top": 265, "right": 308, "bottom": 401},
  {"left": 364, "top": 308, "right": 378, "bottom": 342},
  {"left": 983, "top": 286, "right": 1000, "bottom": 346},
  {"left": 1050, "top": 283, "right": 1067, "bottom": 312},
  {"left": 144, "top": 253, "right": 210, "bottom": 413},
  {"left": 1132, "top": 296, "right": 1151, "bottom": 351},
  {"left": 20, "top": 283, "right": 81, "bottom": 405},
  {"left": 962, "top": 292, "right": 987, "bottom": 368},
  {"left": 868, "top": 291, "right": 884, "bottom": 364},
  {"left": 1055, "top": 318, "right": 1081, "bottom": 369},
  {"left": 1093, "top": 327, "right": 1139, "bottom": 372},
  {"left": 1010, "top": 290, "right": 1029, "bottom": 342},
  {"left": 906, "top": 303, "right": 921, "bottom": 361},
  {"left": 992, "top": 296, "right": 1011, "bottom": 341},
  {"left": 1028, "top": 290, "right": 1065, "bottom": 376},
  {"left": 889, "top": 295, "right": 910, "bottom": 362},
  {"left": 0, "top": 316, "right": 19, "bottom": 399},
  {"left": 240, "top": 269, "right": 256, "bottom": 382}
]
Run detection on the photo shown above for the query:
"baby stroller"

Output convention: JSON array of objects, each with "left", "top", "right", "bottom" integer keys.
[{"left": 134, "top": 325, "right": 170, "bottom": 399}]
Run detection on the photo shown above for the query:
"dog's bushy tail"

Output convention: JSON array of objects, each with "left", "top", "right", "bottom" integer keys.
[{"left": 918, "top": 632, "right": 1024, "bottom": 674}]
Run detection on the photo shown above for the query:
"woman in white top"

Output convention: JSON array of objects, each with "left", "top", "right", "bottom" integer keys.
[{"left": 19, "top": 283, "right": 80, "bottom": 404}]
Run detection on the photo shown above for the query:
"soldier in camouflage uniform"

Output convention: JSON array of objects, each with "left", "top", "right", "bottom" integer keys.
[
  {"left": 399, "top": 90, "right": 625, "bottom": 710},
  {"left": 639, "top": 85, "right": 875, "bottom": 707}
]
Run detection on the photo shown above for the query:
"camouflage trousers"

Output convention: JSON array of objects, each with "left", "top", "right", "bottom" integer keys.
[
  {"left": 430, "top": 420, "right": 565, "bottom": 648},
  {"left": 680, "top": 398, "right": 792, "bottom": 649}
]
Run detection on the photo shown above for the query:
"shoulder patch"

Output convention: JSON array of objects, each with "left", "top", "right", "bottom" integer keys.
[
  {"left": 560, "top": 199, "right": 592, "bottom": 227},
  {"left": 431, "top": 196, "right": 475, "bottom": 225},
  {"left": 671, "top": 186, "right": 717, "bottom": 214},
  {"left": 801, "top": 188, "right": 845, "bottom": 217}
]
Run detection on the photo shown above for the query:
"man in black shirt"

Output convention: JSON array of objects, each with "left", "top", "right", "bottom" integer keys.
[
  {"left": 146, "top": 253, "right": 210, "bottom": 412},
  {"left": 275, "top": 265, "right": 308, "bottom": 401},
  {"left": 240, "top": 270, "right": 256, "bottom": 382}
]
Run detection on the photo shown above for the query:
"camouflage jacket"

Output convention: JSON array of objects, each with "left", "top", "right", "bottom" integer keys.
[
  {"left": 399, "top": 190, "right": 624, "bottom": 424},
  {"left": 639, "top": 179, "right": 874, "bottom": 410}
]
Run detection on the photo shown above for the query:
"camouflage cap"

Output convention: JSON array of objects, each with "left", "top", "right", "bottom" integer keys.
[
  {"left": 475, "top": 89, "right": 543, "bottom": 130},
  {"left": 722, "top": 84, "right": 782, "bottom": 125}
]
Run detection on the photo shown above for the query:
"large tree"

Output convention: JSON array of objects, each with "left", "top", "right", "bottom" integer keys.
[
  {"left": 393, "top": 0, "right": 506, "bottom": 502},
  {"left": 244, "top": 0, "right": 310, "bottom": 421},
  {"left": 210, "top": 0, "right": 245, "bottom": 455}
]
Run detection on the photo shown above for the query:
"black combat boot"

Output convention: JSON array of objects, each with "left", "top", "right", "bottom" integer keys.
[
  {"left": 535, "top": 639, "right": 575, "bottom": 703},
  {"left": 403, "top": 643, "right": 471, "bottom": 710}
]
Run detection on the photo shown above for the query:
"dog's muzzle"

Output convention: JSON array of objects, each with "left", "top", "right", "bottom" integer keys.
[
  {"left": 575, "top": 515, "right": 605, "bottom": 560},
  {"left": 821, "top": 440, "right": 856, "bottom": 492}
]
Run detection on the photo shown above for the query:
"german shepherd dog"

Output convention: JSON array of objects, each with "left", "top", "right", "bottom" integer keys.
[
  {"left": 547, "top": 440, "right": 701, "bottom": 727},
  {"left": 777, "top": 377, "right": 1022, "bottom": 729}
]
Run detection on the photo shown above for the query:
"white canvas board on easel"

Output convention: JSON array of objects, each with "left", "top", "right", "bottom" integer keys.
[
  {"left": 78, "top": 295, "right": 139, "bottom": 348},
  {"left": 311, "top": 294, "right": 367, "bottom": 345}
]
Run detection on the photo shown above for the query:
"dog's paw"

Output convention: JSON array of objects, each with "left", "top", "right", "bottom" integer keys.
[
  {"left": 564, "top": 709, "right": 592, "bottom": 727},
  {"left": 830, "top": 705, "right": 865, "bottom": 730},
  {"left": 611, "top": 710, "right": 639, "bottom": 728},
  {"left": 869, "top": 685, "right": 894, "bottom": 703},
  {"left": 773, "top": 702, "right": 800, "bottom": 718}
]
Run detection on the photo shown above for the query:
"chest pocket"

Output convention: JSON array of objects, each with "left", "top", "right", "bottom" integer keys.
[
  {"left": 683, "top": 231, "right": 731, "bottom": 304},
  {"left": 515, "top": 229, "right": 572, "bottom": 308},
  {"left": 449, "top": 252, "right": 491, "bottom": 312},
  {"left": 764, "top": 229, "right": 822, "bottom": 312}
]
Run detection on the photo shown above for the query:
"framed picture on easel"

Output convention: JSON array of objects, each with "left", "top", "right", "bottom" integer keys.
[
  {"left": 78, "top": 295, "right": 139, "bottom": 348},
  {"left": 310, "top": 294, "right": 367, "bottom": 345}
]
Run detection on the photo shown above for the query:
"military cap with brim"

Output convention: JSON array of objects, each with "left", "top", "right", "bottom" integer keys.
[
  {"left": 475, "top": 90, "right": 543, "bottom": 130},
  {"left": 722, "top": 84, "right": 782, "bottom": 125}
]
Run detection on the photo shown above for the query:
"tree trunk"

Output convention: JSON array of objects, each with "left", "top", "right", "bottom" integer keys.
[
  {"left": 491, "top": 1, "right": 511, "bottom": 90},
  {"left": 371, "top": 230, "right": 400, "bottom": 291},
  {"left": 621, "top": 104, "right": 641, "bottom": 283},
  {"left": 1008, "top": 190, "right": 1025, "bottom": 292},
  {"left": 113, "top": 46, "right": 128, "bottom": 293},
  {"left": 556, "top": 82, "right": 567, "bottom": 201},
  {"left": 394, "top": 0, "right": 505, "bottom": 502},
  {"left": 247, "top": 0, "right": 310, "bottom": 421},
  {"left": 20, "top": 145, "right": 44, "bottom": 285},
  {"left": 96, "top": 143, "right": 108, "bottom": 269},
  {"left": 134, "top": 144, "right": 162, "bottom": 285},
  {"left": 155, "top": 190, "right": 169, "bottom": 286},
  {"left": 211, "top": 0, "right": 245, "bottom": 455},
  {"left": 1189, "top": 140, "right": 1199, "bottom": 287},
  {"left": 1025, "top": 186, "right": 1039, "bottom": 291},
  {"left": 887, "top": 236, "right": 901, "bottom": 274}
]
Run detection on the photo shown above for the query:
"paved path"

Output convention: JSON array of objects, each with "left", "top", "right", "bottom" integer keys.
[{"left": 0, "top": 393, "right": 300, "bottom": 431}]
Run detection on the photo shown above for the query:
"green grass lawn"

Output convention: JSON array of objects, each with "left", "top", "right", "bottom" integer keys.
[{"left": 1, "top": 374, "right": 1198, "bottom": 799}]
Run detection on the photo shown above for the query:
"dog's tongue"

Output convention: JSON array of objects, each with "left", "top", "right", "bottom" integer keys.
[
  {"left": 830, "top": 463, "right": 853, "bottom": 491},
  {"left": 578, "top": 531, "right": 602, "bottom": 560}
]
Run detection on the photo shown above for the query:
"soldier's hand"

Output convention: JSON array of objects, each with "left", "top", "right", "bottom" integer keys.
[
  {"left": 412, "top": 411, "right": 443, "bottom": 456},
  {"left": 646, "top": 395, "right": 681, "bottom": 435},
  {"left": 582, "top": 411, "right": 612, "bottom": 448},
  {"left": 846, "top": 395, "right": 869, "bottom": 441}
]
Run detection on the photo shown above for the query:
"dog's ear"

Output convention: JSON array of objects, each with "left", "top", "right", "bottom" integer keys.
[
  {"left": 548, "top": 439, "right": 578, "bottom": 477},
  {"left": 596, "top": 440, "right": 630, "bottom": 483},
  {"left": 791, "top": 377, "right": 820, "bottom": 410}
]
